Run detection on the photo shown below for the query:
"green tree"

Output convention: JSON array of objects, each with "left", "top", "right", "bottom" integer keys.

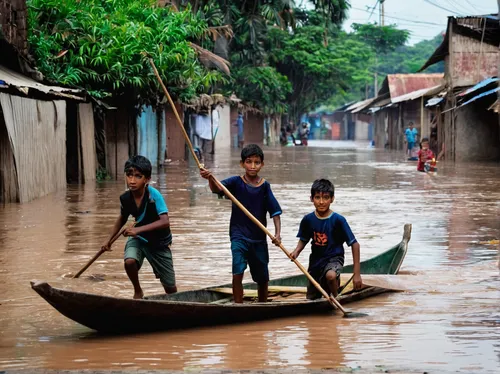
[
  {"left": 179, "top": 1, "right": 352, "bottom": 114},
  {"left": 352, "top": 23, "right": 410, "bottom": 55},
  {"left": 267, "top": 22, "right": 373, "bottom": 121},
  {"left": 378, "top": 33, "right": 445, "bottom": 75},
  {"left": 27, "top": 0, "right": 226, "bottom": 104},
  {"left": 231, "top": 66, "right": 292, "bottom": 114},
  {"left": 352, "top": 22, "right": 409, "bottom": 94}
]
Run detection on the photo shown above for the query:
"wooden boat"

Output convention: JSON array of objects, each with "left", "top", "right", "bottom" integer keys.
[{"left": 31, "top": 224, "right": 411, "bottom": 333}]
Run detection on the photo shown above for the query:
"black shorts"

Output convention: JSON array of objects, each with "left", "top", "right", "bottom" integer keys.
[{"left": 307, "top": 256, "right": 344, "bottom": 300}]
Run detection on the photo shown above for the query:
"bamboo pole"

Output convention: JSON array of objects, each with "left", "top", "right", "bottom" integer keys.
[{"left": 73, "top": 224, "right": 130, "bottom": 278}]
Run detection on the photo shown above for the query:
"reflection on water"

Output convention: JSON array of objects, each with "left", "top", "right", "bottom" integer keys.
[{"left": 0, "top": 141, "right": 499, "bottom": 372}]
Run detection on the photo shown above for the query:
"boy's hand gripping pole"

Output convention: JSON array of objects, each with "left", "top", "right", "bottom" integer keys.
[
  {"left": 73, "top": 222, "right": 136, "bottom": 279},
  {"left": 148, "top": 59, "right": 365, "bottom": 318}
]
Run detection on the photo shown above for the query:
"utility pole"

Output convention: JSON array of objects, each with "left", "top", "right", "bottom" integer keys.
[
  {"left": 375, "top": 1, "right": 385, "bottom": 95},
  {"left": 381, "top": 0, "right": 385, "bottom": 26}
]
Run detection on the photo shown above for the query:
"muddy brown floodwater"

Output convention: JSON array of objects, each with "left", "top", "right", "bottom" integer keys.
[{"left": 0, "top": 141, "right": 499, "bottom": 373}]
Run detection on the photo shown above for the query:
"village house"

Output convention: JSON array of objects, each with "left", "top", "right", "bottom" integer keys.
[
  {"left": 369, "top": 73, "right": 444, "bottom": 151},
  {"left": 420, "top": 14, "right": 500, "bottom": 161},
  {"left": 308, "top": 107, "right": 348, "bottom": 140},
  {"left": 0, "top": 0, "right": 95, "bottom": 203},
  {"left": 343, "top": 99, "right": 376, "bottom": 142},
  {"left": 311, "top": 100, "right": 374, "bottom": 142},
  {"left": 229, "top": 104, "right": 269, "bottom": 148}
]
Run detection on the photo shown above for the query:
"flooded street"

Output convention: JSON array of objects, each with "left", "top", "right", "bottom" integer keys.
[{"left": 0, "top": 141, "right": 499, "bottom": 373}]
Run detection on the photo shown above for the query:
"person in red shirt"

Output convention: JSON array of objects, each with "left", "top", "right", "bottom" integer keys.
[{"left": 417, "top": 138, "right": 436, "bottom": 172}]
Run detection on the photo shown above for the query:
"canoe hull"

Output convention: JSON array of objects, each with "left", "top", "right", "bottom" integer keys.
[
  {"left": 32, "top": 224, "right": 411, "bottom": 333},
  {"left": 31, "top": 281, "right": 387, "bottom": 333}
]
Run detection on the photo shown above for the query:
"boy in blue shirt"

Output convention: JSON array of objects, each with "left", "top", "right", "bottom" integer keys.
[
  {"left": 291, "top": 179, "right": 362, "bottom": 299},
  {"left": 101, "top": 155, "right": 177, "bottom": 299},
  {"left": 200, "top": 144, "right": 282, "bottom": 303},
  {"left": 405, "top": 122, "right": 418, "bottom": 158}
]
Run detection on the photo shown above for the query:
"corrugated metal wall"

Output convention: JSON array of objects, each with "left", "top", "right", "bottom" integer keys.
[
  {"left": 451, "top": 33, "right": 499, "bottom": 88},
  {"left": 0, "top": 93, "right": 66, "bottom": 203},
  {"left": 136, "top": 106, "right": 166, "bottom": 168},
  {"left": 137, "top": 106, "right": 159, "bottom": 168},
  {"left": 78, "top": 103, "right": 97, "bottom": 182}
]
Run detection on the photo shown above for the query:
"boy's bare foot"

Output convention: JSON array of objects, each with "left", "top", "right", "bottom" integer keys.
[{"left": 133, "top": 291, "right": 144, "bottom": 299}]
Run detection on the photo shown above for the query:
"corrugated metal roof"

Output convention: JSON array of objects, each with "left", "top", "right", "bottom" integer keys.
[
  {"left": 0, "top": 65, "right": 84, "bottom": 100},
  {"left": 351, "top": 98, "right": 378, "bottom": 113},
  {"left": 390, "top": 84, "right": 445, "bottom": 104},
  {"left": 384, "top": 74, "right": 444, "bottom": 98},
  {"left": 327, "top": 101, "right": 356, "bottom": 113},
  {"left": 345, "top": 97, "right": 377, "bottom": 113},
  {"left": 457, "top": 77, "right": 499, "bottom": 97},
  {"left": 458, "top": 87, "right": 500, "bottom": 108}
]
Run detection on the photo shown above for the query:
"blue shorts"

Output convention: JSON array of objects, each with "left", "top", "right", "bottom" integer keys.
[
  {"left": 407, "top": 141, "right": 414, "bottom": 150},
  {"left": 231, "top": 239, "right": 269, "bottom": 283}
]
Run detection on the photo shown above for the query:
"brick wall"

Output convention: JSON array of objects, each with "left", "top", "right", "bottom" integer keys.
[{"left": 0, "top": 0, "right": 28, "bottom": 55}]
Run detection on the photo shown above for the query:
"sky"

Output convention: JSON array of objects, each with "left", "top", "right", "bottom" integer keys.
[{"left": 343, "top": 0, "right": 499, "bottom": 45}]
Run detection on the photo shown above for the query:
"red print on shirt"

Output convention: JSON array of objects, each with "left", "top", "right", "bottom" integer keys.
[{"left": 313, "top": 232, "right": 328, "bottom": 246}]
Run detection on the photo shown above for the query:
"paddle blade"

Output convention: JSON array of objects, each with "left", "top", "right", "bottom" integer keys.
[{"left": 343, "top": 311, "right": 369, "bottom": 318}]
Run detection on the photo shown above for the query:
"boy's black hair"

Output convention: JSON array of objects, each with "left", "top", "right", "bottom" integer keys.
[
  {"left": 124, "top": 155, "right": 152, "bottom": 179},
  {"left": 241, "top": 144, "right": 264, "bottom": 162},
  {"left": 421, "top": 137, "right": 429, "bottom": 143},
  {"left": 311, "top": 179, "right": 335, "bottom": 198}
]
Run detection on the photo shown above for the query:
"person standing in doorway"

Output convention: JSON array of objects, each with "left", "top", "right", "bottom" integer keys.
[
  {"left": 404, "top": 122, "right": 418, "bottom": 158},
  {"left": 236, "top": 111, "right": 244, "bottom": 148}
]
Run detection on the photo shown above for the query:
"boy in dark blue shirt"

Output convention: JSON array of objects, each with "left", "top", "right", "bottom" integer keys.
[
  {"left": 101, "top": 155, "right": 177, "bottom": 299},
  {"left": 200, "top": 144, "right": 282, "bottom": 303},
  {"left": 291, "top": 179, "right": 362, "bottom": 299}
]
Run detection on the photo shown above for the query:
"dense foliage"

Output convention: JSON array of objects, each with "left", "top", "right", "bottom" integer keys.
[
  {"left": 267, "top": 23, "right": 373, "bottom": 119},
  {"left": 322, "top": 28, "right": 445, "bottom": 108},
  {"left": 176, "top": 1, "right": 352, "bottom": 115},
  {"left": 352, "top": 23, "right": 410, "bottom": 55},
  {"left": 28, "top": 0, "right": 225, "bottom": 103},
  {"left": 231, "top": 66, "right": 292, "bottom": 114},
  {"left": 379, "top": 34, "right": 445, "bottom": 75},
  {"left": 26, "top": 0, "right": 446, "bottom": 116}
]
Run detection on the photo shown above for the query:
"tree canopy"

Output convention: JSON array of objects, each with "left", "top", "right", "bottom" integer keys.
[
  {"left": 27, "top": 0, "right": 225, "bottom": 104},
  {"left": 266, "top": 22, "right": 373, "bottom": 120},
  {"left": 26, "top": 0, "right": 446, "bottom": 116}
]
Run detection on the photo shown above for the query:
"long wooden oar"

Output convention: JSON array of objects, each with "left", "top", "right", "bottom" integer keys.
[
  {"left": 73, "top": 223, "right": 133, "bottom": 278},
  {"left": 149, "top": 59, "right": 365, "bottom": 318}
]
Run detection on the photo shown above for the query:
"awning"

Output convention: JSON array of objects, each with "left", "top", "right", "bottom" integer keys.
[
  {"left": 457, "top": 77, "right": 498, "bottom": 97},
  {"left": 330, "top": 101, "right": 356, "bottom": 113},
  {"left": 345, "top": 97, "right": 377, "bottom": 113},
  {"left": 0, "top": 64, "right": 85, "bottom": 100},
  {"left": 457, "top": 87, "right": 500, "bottom": 108},
  {"left": 352, "top": 98, "right": 379, "bottom": 113},
  {"left": 372, "top": 98, "right": 392, "bottom": 108}
]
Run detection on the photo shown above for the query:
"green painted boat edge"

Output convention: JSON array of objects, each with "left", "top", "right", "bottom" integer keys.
[
  {"left": 213, "top": 223, "right": 411, "bottom": 290},
  {"left": 162, "top": 223, "right": 411, "bottom": 298}
]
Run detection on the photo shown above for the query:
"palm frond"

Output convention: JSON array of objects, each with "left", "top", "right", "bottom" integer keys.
[
  {"left": 189, "top": 42, "right": 231, "bottom": 76},
  {"left": 204, "top": 25, "right": 234, "bottom": 41}
]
